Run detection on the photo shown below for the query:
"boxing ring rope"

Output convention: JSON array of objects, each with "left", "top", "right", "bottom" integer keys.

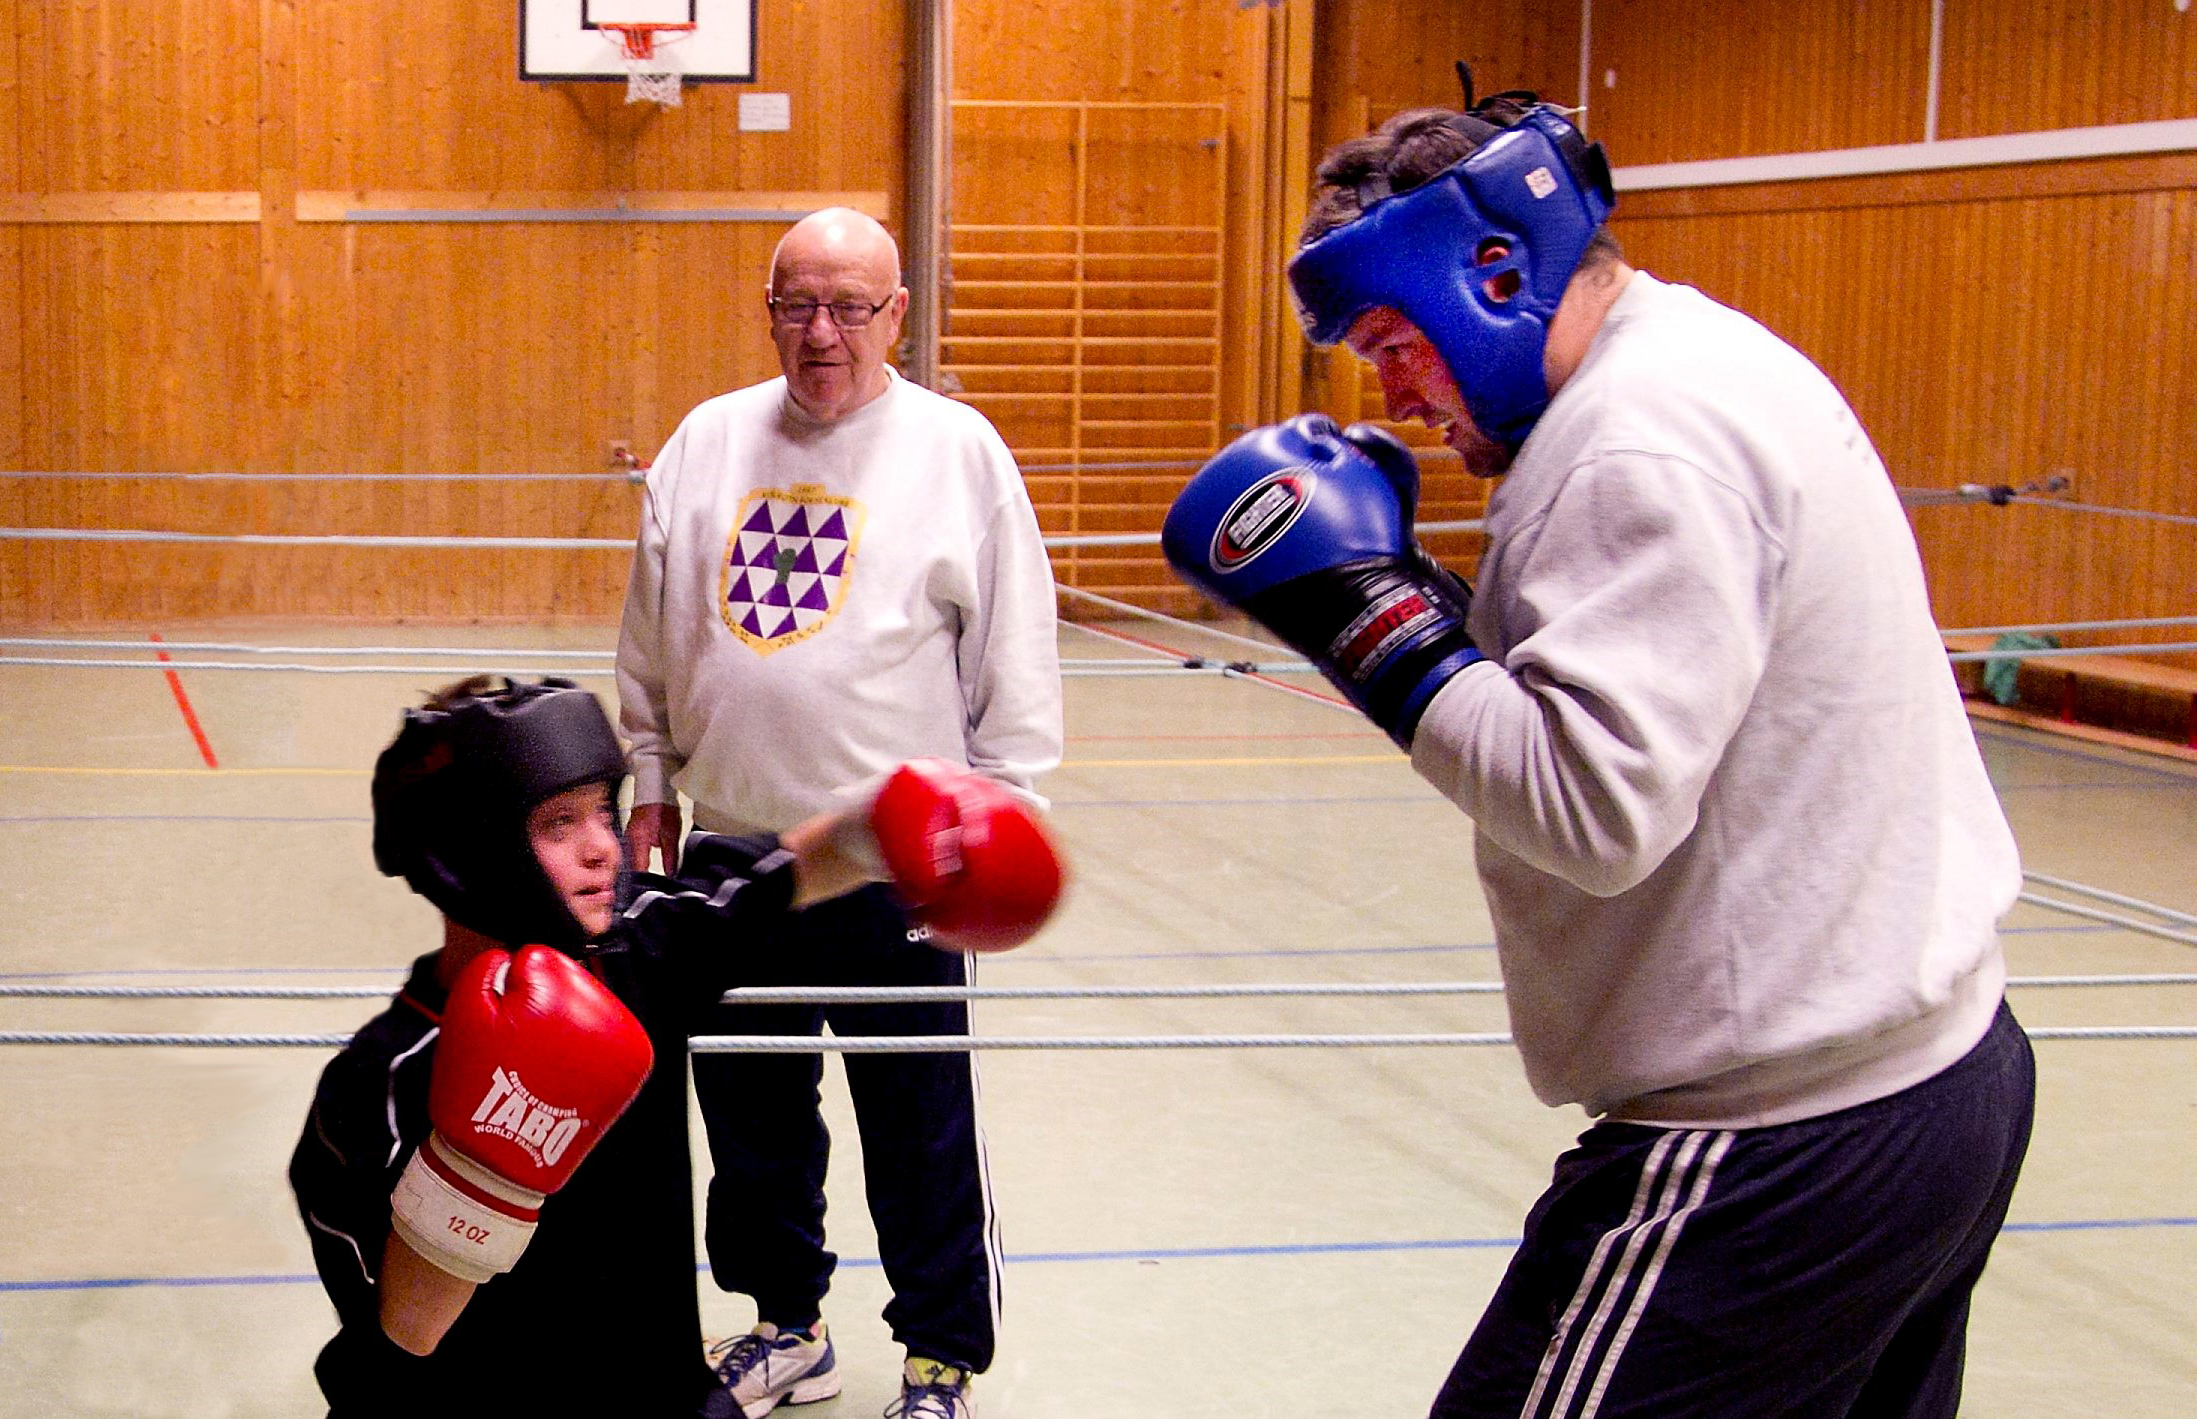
[
  {"left": 7, "top": 973, "right": 2197, "bottom": 1003},
  {"left": 8, "top": 617, "right": 2193, "bottom": 669},
  {"left": 5, "top": 966, "right": 2193, "bottom": 1049},
  {"left": 1984, "top": 496, "right": 2197, "bottom": 528},
  {"left": 2, "top": 478, "right": 2186, "bottom": 686},
  {"left": 2016, "top": 895, "right": 2197, "bottom": 949},
  {"left": 3, "top": 472, "right": 2190, "bottom": 1050},
  {"left": 1947, "top": 643, "right": 2197, "bottom": 663},
  {"left": 0, "top": 522, "right": 1487, "bottom": 552},
  {"left": 1940, "top": 616, "right": 2197, "bottom": 637},
  {"left": 3, "top": 1025, "right": 2194, "bottom": 1049},
  {"left": 14, "top": 639, "right": 2197, "bottom": 675},
  {"left": 0, "top": 655, "right": 1327, "bottom": 680},
  {"left": 0, "top": 638, "right": 1323, "bottom": 677},
  {"left": 2023, "top": 873, "right": 2197, "bottom": 929}
]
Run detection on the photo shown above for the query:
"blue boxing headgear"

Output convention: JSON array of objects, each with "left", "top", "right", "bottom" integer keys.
[
  {"left": 371, "top": 678, "right": 627, "bottom": 949},
  {"left": 1288, "top": 103, "right": 1615, "bottom": 449}
]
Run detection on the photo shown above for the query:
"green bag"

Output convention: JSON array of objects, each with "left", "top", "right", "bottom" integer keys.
[{"left": 1983, "top": 631, "right": 2058, "bottom": 707}]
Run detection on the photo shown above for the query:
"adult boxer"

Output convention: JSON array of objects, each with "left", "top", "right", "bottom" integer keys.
[
  {"left": 290, "top": 677, "right": 1060, "bottom": 1418},
  {"left": 1166, "top": 90, "right": 2034, "bottom": 1419}
]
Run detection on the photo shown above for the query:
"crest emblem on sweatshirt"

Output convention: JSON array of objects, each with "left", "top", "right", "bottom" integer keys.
[{"left": 719, "top": 485, "right": 866, "bottom": 654}]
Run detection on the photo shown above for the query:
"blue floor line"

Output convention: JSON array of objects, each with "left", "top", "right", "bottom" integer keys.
[{"left": 8, "top": 1217, "right": 2191, "bottom": 1296}]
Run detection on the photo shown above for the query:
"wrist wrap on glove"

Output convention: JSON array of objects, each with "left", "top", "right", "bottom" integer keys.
[{"left": 390, "top": 946, "right": 653, "bottom": 1283}]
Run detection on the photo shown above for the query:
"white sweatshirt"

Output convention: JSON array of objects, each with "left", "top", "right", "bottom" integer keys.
[
  {"left": 616, "top": 369, "right": 1063, "bottom": 834},
  {"left": 1412, "top": 273, "right": 2019, "bottom": 1127}
]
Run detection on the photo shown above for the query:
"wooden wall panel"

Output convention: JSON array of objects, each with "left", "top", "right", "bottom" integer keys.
[
  {"left": 949, "top": 0, "right": 1236, "bottom": 612},
  {"left": 293, "top": 0, "right": 903, "bottom": 194},
  {"left": 1294, "top": 2, "right": 2196, "bottom": 675},
  {"left": 0, "top": 226, "right": 19, "bottom": 481},
  {"left": 1586, "top": 0, "right": 1933, "bottom": 162},
  {"left": 953, "top": 0, "right": 1228, "bottom": 104},
  {"left": 2, "top": 0, "right": 903, "bottom": 624},
  {"left": 0, "top": 0, "right": 20, "bottom": 497},
  {"left": 1312, "top": 0, "right": 1561, "bottom": 149},
  {"left": 10, "top": 0, "right": 2194, "bottom": 637},
  {"left": 1940, "top": 0, "right": 2197, "bottom": 137},
  {"left": 946, "top": 102, "right": 1226, "bottom": 607},
  {"left": 14, "top": 0, "right": 260, "bottom": 189},
  {"left": 1612, "top": 177, "right": 2197, "bottom": 664},
  {"left": 21, "top": 226, "right": 264, "bottom": 473}
]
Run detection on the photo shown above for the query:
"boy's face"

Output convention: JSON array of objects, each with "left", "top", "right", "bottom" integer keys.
[{"left": 526, "top": 782, "right": 622, "bottom": 939}]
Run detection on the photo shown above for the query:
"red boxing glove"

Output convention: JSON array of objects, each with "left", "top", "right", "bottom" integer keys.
[
  {"left": 389, "top": 946, "right": 654, "bottom": 1283},
  {"left": 871, "top": 760, "right": 1067, "bottom": 953}
]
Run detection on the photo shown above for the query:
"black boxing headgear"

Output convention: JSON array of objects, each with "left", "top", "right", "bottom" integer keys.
[{"left": 370, "top": 678, "right": 627, "bottom": 948}]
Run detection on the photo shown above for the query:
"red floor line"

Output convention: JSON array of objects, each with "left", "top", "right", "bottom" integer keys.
[
  {"left": 1076, "top": 621, "right": 1354, "bottom": 711},
  {"left": 149, "top": 633, "right": 219, "bottom": 769}
]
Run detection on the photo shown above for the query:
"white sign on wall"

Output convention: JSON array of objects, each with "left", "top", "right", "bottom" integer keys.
[{"left": 738, "top": 93, "right": 791, "bottom": 131}]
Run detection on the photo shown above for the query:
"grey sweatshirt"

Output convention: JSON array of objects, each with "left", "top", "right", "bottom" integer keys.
[
  {"left": 617, "top": 369, "right": 1063, "bottom": 834},
  {"left": 1414, "top": 273, "right": 2018, "bottom": 1126}
]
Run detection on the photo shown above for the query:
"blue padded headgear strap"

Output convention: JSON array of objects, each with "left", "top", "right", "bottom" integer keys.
[{"left": 1288, "top": 105, "right": 1615, "bottom": 448}]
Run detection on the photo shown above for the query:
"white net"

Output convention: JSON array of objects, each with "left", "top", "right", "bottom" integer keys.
[
  {"left": 624, "top": 65, "right": 683, "bottom": 107},
  {"left": 602, "top": 25, "right": 691, "bottom": 108}
]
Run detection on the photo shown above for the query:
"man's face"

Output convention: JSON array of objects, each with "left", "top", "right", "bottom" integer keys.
[
  {"left": 527, "top": 782, "right": 621, "bottom": 938},
  {"left": 769, "top": 242, "right": 909, "bottom": 423},
  {"left": 1344, "top": 307, "right": 1512, "bottom": 479}
]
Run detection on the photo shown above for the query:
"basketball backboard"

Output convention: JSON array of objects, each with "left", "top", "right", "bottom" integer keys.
[{"left": 520, "top": 0, "right": 756, "bottom": 83}]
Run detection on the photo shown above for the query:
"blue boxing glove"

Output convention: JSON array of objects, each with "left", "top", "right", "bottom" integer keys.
[{"left": 1162, "top": 414, "right": 1483, "bottom": 747}]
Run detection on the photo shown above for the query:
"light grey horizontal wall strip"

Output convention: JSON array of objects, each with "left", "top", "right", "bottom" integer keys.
[
  {"left": 1616, "top": 117, "right": 2197, "bottom": 191},
  {"left": 341, "top": 208, "right": 827, "bottom": 222}
]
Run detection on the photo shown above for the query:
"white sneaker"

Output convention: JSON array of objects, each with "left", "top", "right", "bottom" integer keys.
[
  {"left": 885, "top": 1357, "right": 975, "bottom": 1419},
  {"left": 702, "top": 1322, "right": 842, "bottom": 1419}
]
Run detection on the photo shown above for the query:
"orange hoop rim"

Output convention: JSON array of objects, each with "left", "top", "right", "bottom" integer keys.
[{"left": 595, "top": 21, "right": 696, "bottom": 62}]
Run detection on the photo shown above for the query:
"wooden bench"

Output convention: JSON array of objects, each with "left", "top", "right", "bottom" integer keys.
[{"left": 1944, "top": 634, "right": 2197, "bottom": 750}]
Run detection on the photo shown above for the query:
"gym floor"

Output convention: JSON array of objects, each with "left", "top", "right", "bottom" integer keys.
[{"left": 1, "top": 619, "right": 2192, "bottom": 1418}]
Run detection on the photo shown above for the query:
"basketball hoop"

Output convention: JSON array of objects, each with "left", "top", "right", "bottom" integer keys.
[{"left": 597, "top": 22, "right": 695, "bottom": 107}]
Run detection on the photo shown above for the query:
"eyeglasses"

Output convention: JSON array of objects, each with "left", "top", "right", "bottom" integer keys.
[{"left": 768, "top": 296, "right": 893, "bottom": 330}]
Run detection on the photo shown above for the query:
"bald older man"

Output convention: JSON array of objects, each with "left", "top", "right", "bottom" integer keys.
[{"left": 615, "top": 208, "right": 1062, "bottom": 1419}]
